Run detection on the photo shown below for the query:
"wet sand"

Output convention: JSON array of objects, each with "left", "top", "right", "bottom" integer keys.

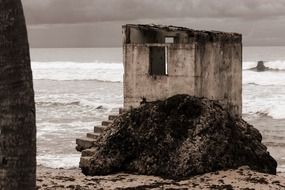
[{"left": 37, "top": 166, "right": 285, "bottom": 190}]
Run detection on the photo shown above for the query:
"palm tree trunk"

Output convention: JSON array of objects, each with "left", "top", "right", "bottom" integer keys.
[{"left": 0, "top": 0, "right": 36, "bottom": 189}]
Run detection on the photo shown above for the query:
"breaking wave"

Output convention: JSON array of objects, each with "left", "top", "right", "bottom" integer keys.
[
  {"left": 243, "top": 60, "right": 285, "bottom": 71},
  {"left": 32, "top": 61, "right": 285, "bottom": 85},
  {"left": 243, "top": 70, "right": 285, "bottom": 86},
  {"left": 243, "top": 60, "right": 285, "bottom": 86},
  {"left": 244, "top": 106, "right": 285, "bottom": 120},
  {"left": 243, "top": 85, "right": 285, "bottom": 120},
  {"left": 35, "top": 100, "right": 120, "bottom": 110},
  {"left": 32, "top": 61, "right": 123, "bottom": 82},
  {"left": 36, "top": 101, "right": 81, "bottom": 107},
  {"left": 37, "top": 154, "right": 80, "bottom": 169}
]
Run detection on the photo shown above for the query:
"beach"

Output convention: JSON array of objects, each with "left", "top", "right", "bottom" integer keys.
[{"left": 37, "top": 166, "right": 285, "bottom": 189}]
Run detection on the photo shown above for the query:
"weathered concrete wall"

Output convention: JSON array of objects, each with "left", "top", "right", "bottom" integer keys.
[
  {"left": 124, "top": 43, "right": 196, "bottom": 107},
  {"left": 123, "top": 24, "right": 242, "bottom": 115},
  {"left": 194, "top": 40, "right": 242, "bottom": 115}
]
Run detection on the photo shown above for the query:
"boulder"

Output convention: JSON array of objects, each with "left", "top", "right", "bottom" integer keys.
[
  {"left": 80, "top": 95, "right": 277, "bottom": 179},
  {"left": 249, "top": 61, "right": 270, "bottom": 72},
  {"left": 256, "top": 61, "right": 268, "bottom": 72}
]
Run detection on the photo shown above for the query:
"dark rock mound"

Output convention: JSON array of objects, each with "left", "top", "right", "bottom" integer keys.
[
  {"left": 256, "top": 61, "right": 268, "bottom": 72},
  {"left": 249, "top": 61, "right": 270, "bottom": 72},
  {"left": 80, "top": 95, "right": 277, "bottom": 179}
]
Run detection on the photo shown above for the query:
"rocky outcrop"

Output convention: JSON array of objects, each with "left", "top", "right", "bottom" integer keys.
[
  {"left": 256, "top": 61, "right": 269, "bottom": 72},
  {"left": 249, "top": 61, "right": 270, "bottom": 72},
  {"left": 80, "top": 95, "right": 277, "bottom": 179}
]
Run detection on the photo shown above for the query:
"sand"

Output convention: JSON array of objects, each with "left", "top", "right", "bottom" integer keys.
[{"left": 37, "top": 166, "right": 285, "bottom": 190}]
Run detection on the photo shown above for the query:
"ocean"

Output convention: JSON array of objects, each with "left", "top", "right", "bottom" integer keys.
[{"left": 30, "top": 47, "right": 285, "bottom": 173}]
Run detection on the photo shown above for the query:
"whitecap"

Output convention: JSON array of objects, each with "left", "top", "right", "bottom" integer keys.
[
  {"left": 243, "top": 70, "right": 285, "bottom": 86},
  {"left": 243, "top": 60, "right": 285, "bottom": 71},
  {"left": 37, "top": 154, "right": 80, "bottom": 169},
  {"left": 32, "top": 61, "right": 123, "bottom": 82}
]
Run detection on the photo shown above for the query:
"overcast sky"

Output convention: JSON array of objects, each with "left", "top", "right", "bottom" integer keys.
[{"left": 22, "top": 0, "right": 285, "bottom": 47}]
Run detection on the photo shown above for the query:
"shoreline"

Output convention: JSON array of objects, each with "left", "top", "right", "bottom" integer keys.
[{"left": 37, "top": 166, "right": 285, "bottom": 189}]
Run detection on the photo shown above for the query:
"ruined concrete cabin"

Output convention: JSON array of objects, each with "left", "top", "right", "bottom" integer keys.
[
  {"left": 123, "top": 24, "right": 242, "bottom": 115},
  {"left": 75, "top": 24, "right": 242, "bottom": 151}
]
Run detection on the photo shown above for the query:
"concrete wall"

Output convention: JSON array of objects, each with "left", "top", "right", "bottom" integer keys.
[
  {"left": 123, "top": 24, "right": 242, "bottom": 115},
  {"left": 124, "top": 43, "right": 196, "bottom": 108},
  {"left": 194, "top": 41, "right": 242, "bottom": 115}
]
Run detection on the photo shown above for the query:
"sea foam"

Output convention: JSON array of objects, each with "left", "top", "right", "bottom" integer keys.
[
  {"left": 32, "top": 61, "right": 123, "bottom": 82},
  {"left": 243, "top": 70, "right": 285, "bottom": 86},
  {"left": 32, "top": 61, "right": 285, "bottom": 120},
  {"left": 243, "top": 60, "right": 285, "bottom": 70},
  {"left": 37, "top": 154, "right": 80, "bottom": 169},
  {"left": 32, "top": 61, "right": 285, "bottom": 85},
  {"left": 242, "top": 61, "right": 285, "bottom": 86}
]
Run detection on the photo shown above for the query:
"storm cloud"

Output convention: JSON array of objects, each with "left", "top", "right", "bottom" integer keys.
[
  {"left": 22, "top": 0, "right": 285, "bottom": 25},
  {"left": 21, "top": 0, "right": 285, "bottom": 47}
]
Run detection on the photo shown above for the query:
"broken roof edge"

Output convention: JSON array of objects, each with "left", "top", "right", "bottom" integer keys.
[{"left": 123, "top": 24, "right": 242, "bottom": 39}]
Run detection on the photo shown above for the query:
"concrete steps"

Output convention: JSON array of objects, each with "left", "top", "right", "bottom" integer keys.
[
  {"left": 86, "top": 132, "right": 100, "bottom": 139},
  {"left": 108, "top": 115, "right": 118, "bottom": 121},
  {"left": 81, "top": 148, "right": 97, "bottom": 157},
  {"left": 76, "top": 137, "right": 97, "bottom": 152},
  {"left": 79, "top": 156, "right": 92, "bottom": 168},
  {"left": 76, "top": 108, "right": 127, "bottom": 152},
  {"left": 93, "top": 125, "right": 106, "bottom": 133},
  {"left": 102, "top": 120, "right": 112, "bottom": 127}
]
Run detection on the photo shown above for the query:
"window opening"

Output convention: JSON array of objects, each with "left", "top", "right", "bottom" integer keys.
[{"left": 149, "top": 46, "right": 167, "bottom": 75}]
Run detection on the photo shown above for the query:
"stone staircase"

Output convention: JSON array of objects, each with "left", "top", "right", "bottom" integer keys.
[{"left": 75, "top": 108, "right": 126, "bottom": 152}]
